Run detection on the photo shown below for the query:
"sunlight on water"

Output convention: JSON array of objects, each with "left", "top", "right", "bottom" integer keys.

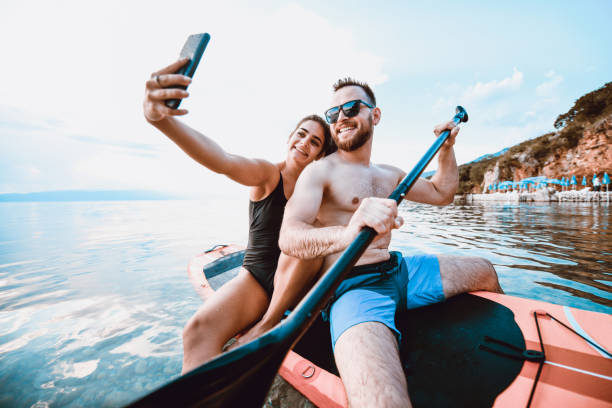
[
  {"left": 0, "top": 199, "right": 609, "bottom": 407},
  {"left": 393, "top": 201, "right": 611, "bottom": 312}
]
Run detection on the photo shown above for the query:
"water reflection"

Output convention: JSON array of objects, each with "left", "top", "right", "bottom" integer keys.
[
  {"left": 0, "top": 200, "right": 609, "bottom": 407},
  {"left": 395, "top": 201, "right": 611, "bottom": 310}
]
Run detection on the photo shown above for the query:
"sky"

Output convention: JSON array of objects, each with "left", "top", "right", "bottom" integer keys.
[{"left": 1, "top": 0, "right": 611, "bottom": 198}]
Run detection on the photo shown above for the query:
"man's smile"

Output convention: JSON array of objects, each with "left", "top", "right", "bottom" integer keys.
[{"left": 337, "top": 124, "right": 356, "bottom": 136}]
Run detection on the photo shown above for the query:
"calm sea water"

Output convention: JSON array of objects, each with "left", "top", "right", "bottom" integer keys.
[{"left": 0, "top": 199, "right": 610, "bottom": 407}]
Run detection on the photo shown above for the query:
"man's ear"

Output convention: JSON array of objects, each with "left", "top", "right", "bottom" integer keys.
[{"left": 372, "top": 107, "right": 381, "bottom": 125}]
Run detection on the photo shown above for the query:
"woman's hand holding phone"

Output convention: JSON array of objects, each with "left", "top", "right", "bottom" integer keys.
[
  {"left": 143, "top": 32, "right": 210, "bottom": 122},
  {"left": 143, "top": 58, "right": 192, "bottom": 122}
]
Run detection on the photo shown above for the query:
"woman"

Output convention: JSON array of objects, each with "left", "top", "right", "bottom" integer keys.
[{"left": 143, "top": 58, "right": 335, "bottom": 374}]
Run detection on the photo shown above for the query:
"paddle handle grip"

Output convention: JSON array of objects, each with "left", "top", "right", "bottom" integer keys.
[{"left": 389, "top": 108, "right": 466, "bottom": 203}]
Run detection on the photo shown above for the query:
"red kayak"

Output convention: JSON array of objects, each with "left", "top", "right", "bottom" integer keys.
[{"left": 188, "top": 244, "right": 612, "bottom": 408}]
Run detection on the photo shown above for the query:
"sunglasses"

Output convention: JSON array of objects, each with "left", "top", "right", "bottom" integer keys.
[{"left": 324, "top": 99, "right": 374, "bottom": 124}]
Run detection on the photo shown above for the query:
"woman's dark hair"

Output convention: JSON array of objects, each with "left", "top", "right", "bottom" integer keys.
[{"left": 294, "top": 114, "right": 337, "bottom": 157}]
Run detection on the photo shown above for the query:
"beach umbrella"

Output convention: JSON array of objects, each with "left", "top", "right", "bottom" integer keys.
[
  {"left": 497, "top": 180, "right": 514, "bottom": 191},
  {"left": 603, "top": 173, "right": 610, "bottom": 185},
  {"left": 582, "top": 176, "right": 587, "bottom": 186},
  {"left": 570, "top": 175, "right": 577, "bottom": 185}
]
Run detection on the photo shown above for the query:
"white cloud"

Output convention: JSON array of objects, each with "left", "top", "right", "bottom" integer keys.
[
  {"left": 424, "top": 67, "right": 560, "bottom": 168},
  {"left": 535, "top": 70, "right": 563, "bottom": 96},
  {"left": 463, "top": 68, "right": 523, "bottom": 102},
  {"left": 27, "top": 166, "right": 41, "bottom": 177},
  {"left": 0, "top": 1, "right": 388, "bottom": 193}
]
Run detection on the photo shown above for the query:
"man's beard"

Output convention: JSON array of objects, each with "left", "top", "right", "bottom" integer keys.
[{"left": 333, "top": 120, "right": 373, "bottom": 152}]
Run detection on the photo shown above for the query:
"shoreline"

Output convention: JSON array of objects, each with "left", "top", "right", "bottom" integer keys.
[{"left": 456, "top": 189, "right": 610, "bottom": 203}]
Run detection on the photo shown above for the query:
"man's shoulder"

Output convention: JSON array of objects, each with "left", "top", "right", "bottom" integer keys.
[
  {"left": 375, "top": 162, "right": 404, "bottom": 177},
  {"left": 300, "top": 154, "right": 337, "bottom": 182},
  {"left": 312, "top": 153, "right": 342, "bottom": 171}
]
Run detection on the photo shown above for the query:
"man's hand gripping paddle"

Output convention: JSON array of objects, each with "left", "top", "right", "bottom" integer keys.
[
  {"left": 390, "top": 105, "right": 468, "bottom": 203},
  {"left": 126, "top": 106, "right": 468, "bottom": 408}
]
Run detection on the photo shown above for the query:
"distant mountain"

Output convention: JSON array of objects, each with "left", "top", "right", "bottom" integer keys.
[
  {"left": 422, "top": 148, "right": 509, "bottom": 180},
  {"left": 0, "top": 190, "right": 184, "bottom": 202},
  {"left": 466, "top": 148, "right": 509, "bottom": 165}
]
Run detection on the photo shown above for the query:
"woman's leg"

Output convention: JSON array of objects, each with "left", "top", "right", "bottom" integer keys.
[
  {"left": 229, "top": 254, "right": 324, "bottom": 348},
  {"left": 181, "top": 268, "right": 269, "bottom": 374}
]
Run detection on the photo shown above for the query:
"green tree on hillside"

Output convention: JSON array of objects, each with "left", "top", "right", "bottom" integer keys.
[{"left": 554, "top": 82, "right": 612, "bottom": 129}]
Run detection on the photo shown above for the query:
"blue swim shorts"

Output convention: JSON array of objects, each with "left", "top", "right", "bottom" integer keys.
[{"left": 328, "top": 251, "right": 445, "bottom": 347}]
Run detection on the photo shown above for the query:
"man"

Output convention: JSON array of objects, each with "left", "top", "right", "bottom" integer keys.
[
  {"left": 593, "top": 174, "right": 601, "bottom": 192},
  {"left": 279, "top": 78, "right": 503, "bottom": 407}
]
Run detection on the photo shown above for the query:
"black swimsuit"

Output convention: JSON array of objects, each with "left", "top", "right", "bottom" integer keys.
[{"left": 242, "top": 173, "right": 287, "bottom": 297}]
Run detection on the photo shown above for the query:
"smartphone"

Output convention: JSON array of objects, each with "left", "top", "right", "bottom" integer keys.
[{"left": 165, "top": 33, "right": 211, "bottom": 109}]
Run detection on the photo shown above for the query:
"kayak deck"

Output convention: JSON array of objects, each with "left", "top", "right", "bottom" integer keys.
[{"left": 186, "top": 245, "right": 611, "bottom": 407}]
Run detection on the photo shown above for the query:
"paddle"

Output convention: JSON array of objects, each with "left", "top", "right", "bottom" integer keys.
[{"left": 126, "top": 106, "right": 468, "bottom": 408}]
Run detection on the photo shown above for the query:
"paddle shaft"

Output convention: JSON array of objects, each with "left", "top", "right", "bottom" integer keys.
[
  {"left": 127, "top": 107, "right": 467, "bottom": 408},
  {"left": 284, "top": 108, "right": 468, "bottom": 348},
  {"left": 347, "top": 118, "right": 459, "bottom": 249}
]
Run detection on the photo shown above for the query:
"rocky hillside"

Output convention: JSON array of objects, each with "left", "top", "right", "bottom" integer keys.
[{"left": 457, "top": 82, "right": 612, "bottom": 194}]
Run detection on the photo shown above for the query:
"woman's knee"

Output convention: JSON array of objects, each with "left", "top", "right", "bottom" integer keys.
[{"left": 182, "top": 310, "right": 216, "bottom": 345}]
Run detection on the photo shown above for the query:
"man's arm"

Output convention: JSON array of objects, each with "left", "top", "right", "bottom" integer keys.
[
  {"left": 279, "top": 163, "right": 348, "bottom": 259},
  {"left": 279, "top": 162, "right": 401, "bottom": 259},
  {"left": 403, "top": 121, "right": 459, "bottom": 205}
]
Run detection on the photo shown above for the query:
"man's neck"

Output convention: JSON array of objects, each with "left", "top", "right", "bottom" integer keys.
[{"left": 336, "top": 137, "right": 373, "bottom": 165}]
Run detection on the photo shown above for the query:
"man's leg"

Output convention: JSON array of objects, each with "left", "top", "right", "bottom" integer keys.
[
  {"left": 335, "top": 322, "right": 411, "bottom": 408},
  {"left": 181, "top": 269, "right": 269, "bottom": 374},
  {"left": 329, "top": 272, "right": 409, "bottom": 408},
  {"left": 437, "top": 255, "right": 503, "bottom": 297}
]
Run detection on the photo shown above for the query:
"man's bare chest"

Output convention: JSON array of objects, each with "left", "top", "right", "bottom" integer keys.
[{"left": 325, "top": 168, "right": 398, "bottom": 212}]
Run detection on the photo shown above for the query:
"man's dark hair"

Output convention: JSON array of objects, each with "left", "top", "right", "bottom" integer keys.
[
  {"left": 295, "top": 114, "right": 337, "bottom": 157},
  {"left": 333, "top": 78, "right": 376, "bottom": 107}
]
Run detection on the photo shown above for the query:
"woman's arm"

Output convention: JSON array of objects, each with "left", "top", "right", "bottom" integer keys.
[{"left": 144, "top": 59, "right": 278, "bottom": 187}]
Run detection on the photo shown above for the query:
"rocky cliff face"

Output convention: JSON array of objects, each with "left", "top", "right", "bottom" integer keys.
[
  {"left": 543, "top": 116, "right": 612, "bottom": 178},
  {"left": 480, "top": 116, "right": 612, "bottom": 191},
  {"left": 460, "top": 82, "right": 612, "bottom": 194}
]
